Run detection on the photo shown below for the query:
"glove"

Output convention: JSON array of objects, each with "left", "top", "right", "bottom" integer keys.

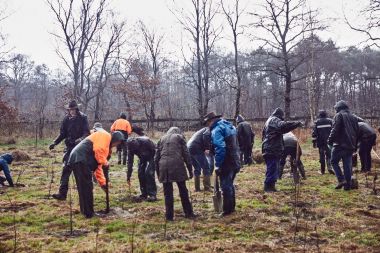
[
  {"left": 49, "top": 143, "right": 55, "bottom": 150},
  {"left": 297, "top": 121, "right": 303, "bottom": 127},
  {"left": 312, "top": 141, "right": 317, "bottom": 148},
  {"left": 188, "top": 170, "right": 193, "bottom": 179},
  {"left": 101, "top": 184, "right": 108, "bottom": 192},
  {"left": 215, "top": 167, "right": 221, "bottom": 176}
]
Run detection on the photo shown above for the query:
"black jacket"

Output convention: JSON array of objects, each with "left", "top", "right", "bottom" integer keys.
[
  {"left": 327, "top": 109, "right": 363, "bottom": 151},
  {"left": 126, "top": 137, "right": 156, "bottom": 180},
  {"left": 187, "top": 127, "right": 212, "bottom": 155},
  {"left": 237, "top": 121, "right": 255, "bottom": 148},
  {"left": 54, "top": 112, "right": 90, "bottom": 148},
  {"left": 312, "top": 117, "right": 333, "bottom": 147},
  {"left": 262, "top": 108, "right": 300, "bottom": 158},
  {"left": 358, "top": 122, "right": 376, "bottom": 143}
]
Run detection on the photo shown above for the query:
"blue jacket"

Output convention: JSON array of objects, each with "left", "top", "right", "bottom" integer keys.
[
  {"left": 210, "top": 119, "right": 240, "bottom": 174},
  {"left": 0, "top": 153, "right": 14, "bottom": 186}
]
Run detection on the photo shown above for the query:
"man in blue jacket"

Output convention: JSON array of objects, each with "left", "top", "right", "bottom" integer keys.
[
  {"left": 204, "top": 112, "right": 240, "bottom": 216},
  {"left": 0, "top": 153, "right": 14, "bottom": 187}
]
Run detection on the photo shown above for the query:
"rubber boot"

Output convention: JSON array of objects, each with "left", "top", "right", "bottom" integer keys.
[
  {"left": 203, "top": 175, "right": 212, "bottom": 192},
  {"left": 194, "top": 176, "right": 201, "bottom": 192}
]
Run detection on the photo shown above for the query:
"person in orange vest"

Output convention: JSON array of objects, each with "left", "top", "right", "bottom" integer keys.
[
  {"left": 111, "top": 113, "right": 132, "bottom": 165},
  {"left": 67, "top": 127, "right": 124, "bottom": 218}
]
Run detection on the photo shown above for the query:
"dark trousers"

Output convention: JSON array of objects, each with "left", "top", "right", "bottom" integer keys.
[
  {"left": 359, "top": 136, "right": 376, "bottom": 172},
  {"left": 58, "top": 147, "right": 74, "bottom": 197},
  {"left": 240, "top": 144, "right": 253, "bottom": 165},
  {"left": 264, "top": 156, "right": 280, "bottom": 185},
  {"left": 117, "top": 141, "right": 128, "bottom": 165},
  {"left": 279, "top": 146, "right": 305, "bottom": 180},
  {"left": 190, "top": 153, "right": 211, "bottom": 176},
  {"left": 318, "top": 144, "right": 331, "bottom": 173},
  {"left": 163, "top": 181, "right": 193, "bottom": 220},
  {"left": 72, "top": 163, "right": 94, "bottom": 218},
  {"left": 331, "top": 147, "right": 353, "bottom": 186},
  {"left": 138, "top": 157, "right": 157, "bottom": 197},
  {"left": 220, "top": 170, "right": 237, "bottom": 214}
]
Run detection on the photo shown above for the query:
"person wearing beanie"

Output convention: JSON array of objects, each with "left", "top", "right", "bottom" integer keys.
[
  {"left": 67, "top": 129, "right": 124, "bottom": 218},
  {"left": 111, "top": 112, "right": 132, "bottom": 165}
]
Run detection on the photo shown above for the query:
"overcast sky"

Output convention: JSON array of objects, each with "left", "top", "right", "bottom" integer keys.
[{"left": 1, "top": 0, "right": 370, "bottom": 69}]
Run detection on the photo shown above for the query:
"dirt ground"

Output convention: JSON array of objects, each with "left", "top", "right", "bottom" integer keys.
[{"left": 0, "top": 135, "right": 380, "bottom": 253}]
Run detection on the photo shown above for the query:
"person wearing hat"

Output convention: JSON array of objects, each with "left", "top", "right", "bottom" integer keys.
[
  {"left": 0, "top": 153, "right": 14, "bottom": 187},
  {"left": 110, "top": 112, "right": 132, "bottom": 165},
  {"left": 312, "top": 110, "right": 334, "bottom": 175},
  {"left": 261, "top": 108, "right": 302, "bottom": 192},
  {"left": 204, "top": 112, "right": 240, "bottom": 216},
  {"left": 49, "top": 100, "right": 90, "bottom": 200},
  {"left": 236, "top": 115, "right": 255, "bottom": 166},
  {"left": 328, "top": 100, "right": 363, "bottom": 191},
  {"left": 67, "top": 129, "right": 124, "bottom": 218}
]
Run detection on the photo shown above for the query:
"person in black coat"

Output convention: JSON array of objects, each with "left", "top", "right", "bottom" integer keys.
[
  {"left": 312, "top": 110, "right": 334, "bottom": 175},
  {"left": 126, "top": 136, "right": 157, "bottom": 201},
  {"left": 328, "top": 100, "right": 363, "bottom": 190},
  {"left": 236, "top": 115, "right": 255, "bottom": 166},
  {"left": 262, "top": 108, "right": 302, "bottom": 192},
  {"left": 358, "top": 122, "right": 377, "bottom": 172},
  {"left": 49, "top": 100, "right": 90, "bottom": 200}
]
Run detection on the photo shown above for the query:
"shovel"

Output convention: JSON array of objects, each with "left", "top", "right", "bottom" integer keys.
[{"left": 213, "top": 175, "right": 223, "bottom": 213}]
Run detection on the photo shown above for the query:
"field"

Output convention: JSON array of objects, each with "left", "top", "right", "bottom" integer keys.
[{"left": 0, "top": 134, "right": 380, "bottom": 253}]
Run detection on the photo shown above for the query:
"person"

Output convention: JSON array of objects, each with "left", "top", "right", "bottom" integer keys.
[
  {"left": 110, "top": 112, "right": 132, "bottom": 165},
  {"left": 204, "top": 112, "right": 240, "bottom": 216},
  {"left": 236, "top": 115, "right": 255, "bottom": 166},
  {"left": 90, "top": 122, "right": 103, "bottom": 134},
  {"left": 155, "top": 127, "right": 196, "bottom": 221},
  {"left": 312, "top": 110, "right": 334, "bottom": 175},
  {"left": 358, "top": 122, "right": 377, "bottom": 173},
  {"left": 126, "top": 136, "right": 157, "bottom": 201},
  {"left": 187, "top": 127, "right": 213, "bottom": 192},
  {"left": 67, "top": 128, "right": 125, "bottom": 218},
  {"left": 328, "top": 100, "right": 363, "bottom": 191},
  {"left": 0, "top": 154, "right": 14, "bottom": 187},
  {"left": 279, "top": 132, "right": 306, "bottom": 181},
  {"left": 261, "top": 108, "right": 302, "bottom": 192},
  {"left": 49, "top": 100, "right": 90, "bottom": 200}
]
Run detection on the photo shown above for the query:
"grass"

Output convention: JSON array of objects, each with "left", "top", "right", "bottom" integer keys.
[{"left": 0, "top": 133, "right": 380, "bottom": 252}]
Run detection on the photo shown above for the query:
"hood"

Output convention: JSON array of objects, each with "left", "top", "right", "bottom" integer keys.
[
  {"left": 111, "top": 131, "right": 125, "bottom": 143},
  {"left": 236, "top": 115, "right": 245, "bottom": 124},
  {"left": 167, "top": 127, "right": 182, "bottom": 135},
  {"left": 271, "top": 108, "right": 284, "bottom": 120},
  {"left": 318, "top": 110, "right": 327, "bottom": 118},
  {"left": 1, "top": 153, "right": 13, "bottom": 164},
  {"left": 334, "top": 100, "right": 349, "bottom": 113},
  {"left": 119, "top": 112, "right": 127, "bottom": 119}
]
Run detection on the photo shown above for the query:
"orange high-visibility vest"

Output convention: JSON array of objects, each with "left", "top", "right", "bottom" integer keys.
[
  {"left": 88, "top": 129, "right": 111, "bottom": 186},
  {"left": 110, "top": 119, "right": 132, "bottom": 134}
]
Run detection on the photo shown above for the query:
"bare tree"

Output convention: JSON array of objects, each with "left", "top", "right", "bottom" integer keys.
[
  {"left": 252, "top": 0, "right": 324, "bottom": 119},
  {"left": 346, "top": 0, "right": 380, "bottom": 48},
  {"left": 138, "top": 21, "right": 164, "bottom": 129},
  {"left": 221, "top": 0, "right": 245, "bottom": 120},
  {"left": 47, "top": 0, "right": 107, "bottom": 101}
]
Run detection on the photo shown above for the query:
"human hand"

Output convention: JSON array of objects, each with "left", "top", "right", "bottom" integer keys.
[{"left": 49, "top": 143, "right": 55, "bottom": 150}]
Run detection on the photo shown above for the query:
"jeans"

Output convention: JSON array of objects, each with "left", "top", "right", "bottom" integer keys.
[
  {"left": 331, "top": 147, "right": 353, "bottom": 186},
  {"left": 359, "top": 136, "right": 376, "bottom": 172},
  {"left": 190, "top": 153, "right": 211, "bottom": 176},
  {"left": 138, "top": 157, "right": 157, "bottom": 197},
  {"left": 264, "top": 156, "right": 280, "bottom": 185},
  {"left": 220, "top": 169, "right": 237, "bottom": 214},
  {"left": 318, "top": 144, "right": 331, "bottom": 172},
  {"left": 206, "top": 154, "right": 214, "bottom": 174},
  {"left": 163, "top": 181, "right": 193, "bottom": 220}
]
